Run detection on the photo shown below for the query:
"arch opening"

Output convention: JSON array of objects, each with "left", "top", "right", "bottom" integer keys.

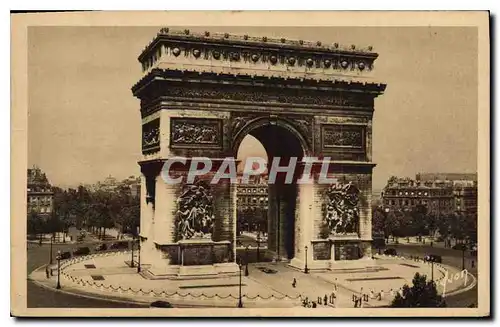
[{"left": 235, "top": 120, "right": 306, "bottom": 261}]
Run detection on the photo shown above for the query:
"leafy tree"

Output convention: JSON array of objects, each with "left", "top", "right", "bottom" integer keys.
[
  {"left": 372, "top": 206, "right": 386, "bottom": 235},
  {"left": 463, "top": 213, "right": 477, "bottom": 244},
  {"left": 391, "top": 272, "right": 446, "bottom": 307},
  {"left": 27, "top": 210, "right": 43, "bottom": 238},
  {"left": 386, "top": 210, "right": 403, "bottom": 241}
]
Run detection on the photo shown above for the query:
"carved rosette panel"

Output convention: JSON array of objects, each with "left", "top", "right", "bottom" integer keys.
[
  {"left": 142, "top": 119, "right": 160, "bottom": 154},
  {"left": 323, "top": 182, "right": 360, "bottom": 235},
  {"left": 170, "top": 118, "right": 222, "bottom": 148},
  {"left": 321, "top": 124, "right": 365, "bottom": 150},
  {"left": 175, "top": 180, "right": 215, "bottom": 241}
]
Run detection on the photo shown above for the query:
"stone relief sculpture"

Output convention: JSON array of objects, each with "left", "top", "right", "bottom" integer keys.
[
  {"left": 143, "top": 128, "right": 160, "bottom": 147},
  {"left": 171, "top": 120, "right": 220, "bottom": 145},
  {"left": 323, "top": 127, "right": 364, "bottom": 148},
  {"left": 324, "top": 182, "right": 360, "bottom": 234},
  {"left": 142, "top": 119, "right": 160, "bottom": 153},
  {"left": 176, "top": 180, "right": 215, "bottom": 240}
]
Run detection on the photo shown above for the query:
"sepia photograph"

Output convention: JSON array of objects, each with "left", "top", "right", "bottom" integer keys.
[{"left": 10, "top": 11, "right": 490, "bottom": 317}]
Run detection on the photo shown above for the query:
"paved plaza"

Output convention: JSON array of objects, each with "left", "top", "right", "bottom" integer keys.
[{"left": 29, "top": 250, "right": 475, "bottom": 308}]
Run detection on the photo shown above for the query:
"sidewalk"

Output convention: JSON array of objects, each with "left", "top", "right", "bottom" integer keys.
[{"left": 30, "top": 251, "right": 475, "bottom": 308}]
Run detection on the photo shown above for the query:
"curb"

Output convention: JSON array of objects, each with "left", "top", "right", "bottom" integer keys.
[
  {"left": 29, "top": 264, "right": 150, "bottom": 307},
  {"left": 31, "top": 256, "right": 299, "bottom": 308},
  {"left": 442, "top": 271, "right": 477, "bottom": 298}
]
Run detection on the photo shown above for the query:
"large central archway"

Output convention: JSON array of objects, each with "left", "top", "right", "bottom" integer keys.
[{"left": 234, "top": 117, "right": 308, "bottom": 260}]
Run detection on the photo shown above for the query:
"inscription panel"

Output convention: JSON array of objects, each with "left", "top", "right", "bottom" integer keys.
[
  {"left": 313, "top": 241, "right": 331, "bottom": 260},
  {"left": 170, "top": 118, "right": 223, "bottom": 149},
  {"left": 320, "top": 124, "right": 366, "bottom": 160},
  {"left": 322, "top": 124, "right": 365, "bottom": 149}
]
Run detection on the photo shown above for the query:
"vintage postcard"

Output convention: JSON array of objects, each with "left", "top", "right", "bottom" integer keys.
[{"left": 11, "top": 11, "right": 490, "bottom": 317}]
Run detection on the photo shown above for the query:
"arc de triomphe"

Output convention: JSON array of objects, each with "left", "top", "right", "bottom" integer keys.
[{"left": 132, "top": 28, "right": 386, "bottom": 278}]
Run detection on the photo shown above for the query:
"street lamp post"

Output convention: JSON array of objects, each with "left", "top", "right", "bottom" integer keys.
[
  {"left": 137, "top": 237, "right": 141, "bottom": 273},
  {"left": 130, "top": 234, "right": 135, "bottom": 268},
  {"left": 245, "top": 245, "right": 249, "bottom": 276},
  {"left": 462, "top": 245, "right": 465, "bottom": 271},
  {"left": 56, "top": 250, "right": 61, "bottom": 289},
  {"left": 256, "top": 230, "right": 261, "bottom": 262},
  {"left": 49, "top": 234, "right": 53, "bottom": 264},
  {"left": 238, "top": 260, "right": 243, "bottom": 308},
  {"left": 304, "top": 245, "right": 309, "bottom": 274},
  {"left": 431, "top": 259, "right": 434, "bottom": 282}
]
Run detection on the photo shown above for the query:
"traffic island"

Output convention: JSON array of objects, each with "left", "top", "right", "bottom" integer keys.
[{"left": 29, "top": 250, "right": 476, "bottom": 308}]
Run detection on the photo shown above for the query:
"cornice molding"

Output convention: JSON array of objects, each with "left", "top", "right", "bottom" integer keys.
[
  {"left": 139, "top": 28, "right": 378, "bottom": 62},
  {"left": 137, "top": 29, "right": 381, "bottom": 80}
]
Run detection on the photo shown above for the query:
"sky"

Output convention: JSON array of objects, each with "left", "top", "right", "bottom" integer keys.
[{"left": 28, "top": 26, "right": 478, "bottom": 191}]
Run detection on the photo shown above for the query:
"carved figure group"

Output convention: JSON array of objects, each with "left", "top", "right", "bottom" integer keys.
[
  {"left": 172, "top": 122, "right": 219, "bottom": 145},
  {"left": 176, "top": 180, "right": 215, "bottom": 240},
  {"left": 143, "top": 127, "right": 160, "bottom": 147},
  {"left": 324, "top": 182, "right": 360, "bottom": 234}
]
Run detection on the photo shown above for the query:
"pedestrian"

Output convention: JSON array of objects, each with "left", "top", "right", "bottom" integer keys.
[
  {"left": 324, "top": 294, "right": 328, "bottom": 306},
  {"left": 471, "top": 260, "right": 475, "bottom": 268},
  {"left": 292, "top": 278, "right": 296, "bottom": 288},
  {"left": 45, "top": 266, "right": 50, "bottom": 279}
]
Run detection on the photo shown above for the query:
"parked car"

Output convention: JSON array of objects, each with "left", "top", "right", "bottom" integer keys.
[
  {"left": 424, "top": 254, "right": 442, "bottom": 263},
  {"left": 59, "top": 251, "right": 72, "bottom": 260},
  {"left": 452, "top": 243, "right": 467, "bottom": 251},
  {"left": 150, "top": 301, "right": 173, "bottom": 308},
  {"left": 95, "top": 243, "right": 108, "bottom": 252},
  {"left": 108, "top": 242, "right": 129, "bottom": 250},
  {"left": 470, "top": 243, "right": 478, "bottom": 256},
  {"left": 383, "top": 248, "right": 397, "bottom": 256},
  {"left": 73, "top": 246, "right": 91, "bottom": 256}
]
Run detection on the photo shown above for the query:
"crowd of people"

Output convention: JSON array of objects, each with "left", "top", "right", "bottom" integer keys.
[{"left": 301, "top": 293, "right": 337, "bottom": 308}]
